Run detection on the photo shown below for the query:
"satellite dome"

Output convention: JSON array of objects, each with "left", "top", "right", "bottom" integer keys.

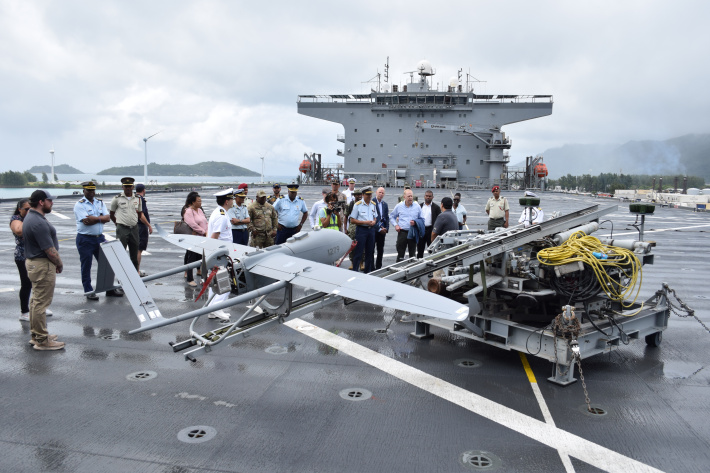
[
  {"left": 449, "top": 76, "right": 458, "bottom": 88},
  {"left": 417, "top": 59, "right": 434, "bottom": 76}
]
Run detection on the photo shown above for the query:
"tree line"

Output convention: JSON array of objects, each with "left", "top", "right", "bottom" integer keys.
[
  {"left": 0, "top": 171, "right": 38, "bottom": 186},
  {"left": 547, "top": 173, "right": 706, "bottom": 193}
]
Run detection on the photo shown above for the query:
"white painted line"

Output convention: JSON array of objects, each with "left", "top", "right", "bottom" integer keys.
[
  {"left": 102, "top": 233, "right": 116, "bottom": 241},
  {"left": 50, "top": 211, "right": 70, "bottom": 220},
  {"left": 284, "top": 319, "right": 662, "bottom": 473},
  {"left": 0, "top": 287, "right": 15, "bottom": 293},
  {"left": 142, "top": 251, "right": 151, "bottom": 255},
  {"left": 531, "top": 379, "right": 575, "bottom": 472},
  {"left": 602, "top": 223, "right": 710, "bottom": 237}
]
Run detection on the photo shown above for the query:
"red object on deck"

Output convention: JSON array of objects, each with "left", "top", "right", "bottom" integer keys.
[
  {"left": 299, "top": 160, "right": 312, "bottom": 174},
  {"left": 534, "top": 163, "right": 548, "bottom": 178}
]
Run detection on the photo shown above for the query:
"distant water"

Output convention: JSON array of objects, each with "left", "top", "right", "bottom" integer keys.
[{"left": 0, "top": 174, "right": 296, "bottom": 200}]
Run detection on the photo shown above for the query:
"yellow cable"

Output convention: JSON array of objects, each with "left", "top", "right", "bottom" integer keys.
[{"left": 536, "top": 231, "right": 642, "bottom": 308}]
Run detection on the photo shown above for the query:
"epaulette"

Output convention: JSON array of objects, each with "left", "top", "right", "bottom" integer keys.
[
  {"left": 219, "top": 209, "right": 225, "bottom": 215},
  {"left": 96, "top": 198, "right": 103, "bottom": 202},
  {"left": 355, "top": 200, "right": 362, "bottom": 205},
  {"left": 79, "top": 198, "right": 86, "bottom": 203}
]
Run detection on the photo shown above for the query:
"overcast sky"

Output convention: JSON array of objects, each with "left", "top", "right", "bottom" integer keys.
[{"left": 1, "top": 0, "right": 708, "bottom": 175}]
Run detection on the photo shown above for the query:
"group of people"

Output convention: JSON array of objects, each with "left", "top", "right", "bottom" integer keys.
[
  {"left": 9, "top": 177, "right": 153, "bottom": 351},
  {"left": 9, "top": 178, "right": 543, "bottom": 342}
]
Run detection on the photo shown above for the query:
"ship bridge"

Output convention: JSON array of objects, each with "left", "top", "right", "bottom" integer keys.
[{"left": 297, "top": 60, "right": 553, "bottom": 189}]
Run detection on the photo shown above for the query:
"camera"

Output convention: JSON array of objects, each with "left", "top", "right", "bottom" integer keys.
[{"left": 333, "top": 200, "right": 347, "bottom": 213}]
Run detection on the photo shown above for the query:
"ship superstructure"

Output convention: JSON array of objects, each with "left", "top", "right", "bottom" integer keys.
[{"left": 298, "top": 60, "right": 553, "bottom": 188}]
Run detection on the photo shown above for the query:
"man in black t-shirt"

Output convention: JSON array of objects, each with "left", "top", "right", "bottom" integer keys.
[
  {"left": 23, "top": 190, "right": 65, "bottom": 351},
  {"left": 431, "top": 197, "right": 459, "bottom": 243}
]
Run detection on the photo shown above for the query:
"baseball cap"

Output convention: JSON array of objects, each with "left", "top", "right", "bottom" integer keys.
[
  {"left": 256, "top": 190, "right": 267, "bottom": 197},
  {"left": 135, "top": 183, "right": 146, "bottom": 192},
  {"left": 30, "top": 189, "right": 55, "bottom": 204}
]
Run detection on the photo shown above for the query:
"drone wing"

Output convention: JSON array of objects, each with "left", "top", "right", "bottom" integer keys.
[
  {"left": 246, "top": 253, "right": 469, "bottom": 322},
  {"left": 155, "top": 223, "right": 251, "bottom": 259}
]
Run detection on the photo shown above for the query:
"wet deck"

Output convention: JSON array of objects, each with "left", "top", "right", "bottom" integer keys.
[{"left": 1, "top": 188, "right": 709, "bottom": 472}]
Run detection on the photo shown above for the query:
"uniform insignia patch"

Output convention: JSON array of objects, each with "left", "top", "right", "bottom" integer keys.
[{"left": 219, "top": 209, "right": 225, "bottom": 215}]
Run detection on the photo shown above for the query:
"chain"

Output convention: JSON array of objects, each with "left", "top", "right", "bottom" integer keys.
[
  {"left": 552, "top": 307, "right": 593, "bottom": 411},
  {"left": 575, "top": 355, "right": 592, "bottom": 412},
  {"left": 662, "top": 283, "right": 709, "bottom": 334}
]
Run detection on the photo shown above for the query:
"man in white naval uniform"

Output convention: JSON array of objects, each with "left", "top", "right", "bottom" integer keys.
[{"left": 206, "top": 188, "right": 234, "bottom": 320}]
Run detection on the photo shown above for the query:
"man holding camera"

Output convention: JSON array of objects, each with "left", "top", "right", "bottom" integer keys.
[{"left": 318, "top": 192, "right": 342, "bottom": 231}]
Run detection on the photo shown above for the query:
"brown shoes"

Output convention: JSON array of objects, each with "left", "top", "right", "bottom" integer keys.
[
  {"left": 29, "top": 334, "right": 58, "bottom": 346},
  {"left": 32, "top": 337, "right": 65, "bottom": 351}
]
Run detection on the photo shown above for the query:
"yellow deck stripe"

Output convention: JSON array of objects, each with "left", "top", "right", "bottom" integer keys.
[{"left": 519, "top": 352, "right": 537, "bottom": 384}]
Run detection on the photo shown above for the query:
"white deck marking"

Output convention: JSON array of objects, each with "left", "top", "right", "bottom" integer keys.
[
  {"left": 50, "top": 211, "right": 70, "bottom": 220},
  {"left": 520, "top": 353, "right": 575, "bottom": 473},
  {"left": 102, "top": 233, "right": 116, "bottom": 241},
  {"left": 604, "top": 223, "right": 710, "bottom": 237},
  {"left": 531, "top": 383, "right": 575, "bottom": 472},
  {"left": 285, "top": 319, "right": 662, "bottom": 473},
  {"left": 0, "top": 287, "right": 15, "bottom": 293}
]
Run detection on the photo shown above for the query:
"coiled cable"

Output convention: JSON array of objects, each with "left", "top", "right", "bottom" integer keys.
[{"left": 536, "top": 231, "right": 642, "bottom": 308}]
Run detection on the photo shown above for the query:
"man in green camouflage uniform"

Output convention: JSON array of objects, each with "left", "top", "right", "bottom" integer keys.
[{"left": 248, "top": 190, "right": 278, "bottom": 248}]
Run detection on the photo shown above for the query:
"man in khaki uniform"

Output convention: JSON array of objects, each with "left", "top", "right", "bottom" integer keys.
[
  {"left": 248, "top": 190, "right": 278, "bottom": 248},
  {"left": 485, "top": 185, "right": 510, "bottom": 230},
  {"left": 110, "top": 177, "right": 149, "bottom": 271}
]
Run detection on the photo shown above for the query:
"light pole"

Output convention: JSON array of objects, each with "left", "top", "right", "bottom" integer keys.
[
  {"left": 143, "top": 131, "right": 161, "bottom": 185},
  {"left": 260, "top": 157, "right": 265, "bottom": 184},
  {"left": 49, "top": 148, "right": 55, "bottom": 184}
]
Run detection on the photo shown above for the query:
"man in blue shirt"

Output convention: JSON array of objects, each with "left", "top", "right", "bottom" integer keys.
[
  {"left": 349, "top": 186, "right": 377, "bottom": 273},
  {"left": 273, "top": 184, "right": 308, "bottom": 244},
  {"left": 227, "top": 188, "right": 250, "bottom": 245},
  {"left": 74, "top": 181, "right": 112, "bottom": 300},
  {"left": 389, "top": 189, "right": 422, "bottom": 262}
]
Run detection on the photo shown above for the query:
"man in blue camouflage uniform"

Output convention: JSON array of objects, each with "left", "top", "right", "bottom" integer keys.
[
  {"left": 273, "top": 184, "right": 308, "bottom": 245},
  {"left": 73, "top": 181, "right": 115, "bottom": 300},
  {"left": 349, "top": 186, "right": 377, "bottom": 273}
]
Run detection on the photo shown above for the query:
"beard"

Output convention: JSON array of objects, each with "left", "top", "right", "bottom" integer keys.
[{"left": 43, "top": 201, "right": 53, "bottom": 214}]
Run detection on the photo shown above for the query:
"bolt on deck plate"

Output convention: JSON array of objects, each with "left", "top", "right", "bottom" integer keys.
[
  {"left": 177, "top": 425, "right": 216, "bottom": 443},
  {"left": 126, "top": 371, "right": 158, "bottom": 382},
  {"left": 101, "top": 334, "right": 120, "bottom": 340},
  {"left": 460, "top": 450, "right": 501, "bottom": 470},
  {"left": 373, "top": 328, "right": 393, "bottom": 335},
  {"left": 265, "top": 346, "right": 288, "bottom": 355},
  {"left": 339, "top": 388, "right": 372, "bottom": 401},
  {"left": 579, "top": 404, "right": 608, "bottom": 417},
  {"left": 456, "top": 359, "right": 482, "bottom": 368},
  {"left": 74, "top": 309, "right": 97, "bottom": 315}
]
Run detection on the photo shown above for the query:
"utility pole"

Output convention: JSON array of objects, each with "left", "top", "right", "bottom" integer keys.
[
  {"left": 143, "top": 132, "right": 161, "bottom": 185},
  {"left": 49, "top": 148, "right": 55, "bottom": 184}
]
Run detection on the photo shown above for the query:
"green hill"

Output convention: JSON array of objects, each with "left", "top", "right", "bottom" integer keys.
[
  {"left": 535, "top": 133, "right": 710, "bottom": 180},
  {"left": 27, "top": 164, "right": 83, "bottom": 173},
  {"left": 97, "top": 161, "right": 259, "bottom": 176}
]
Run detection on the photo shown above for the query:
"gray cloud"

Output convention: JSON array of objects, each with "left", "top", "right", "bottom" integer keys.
[{"left": 1, "top": 0, "right": 708, "bottom": 176}]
